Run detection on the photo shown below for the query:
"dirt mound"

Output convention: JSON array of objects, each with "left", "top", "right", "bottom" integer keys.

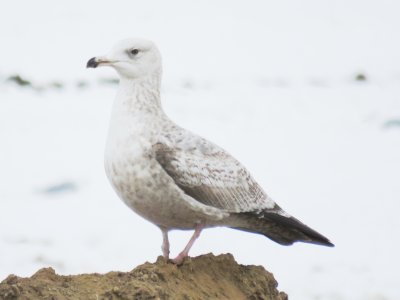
[{"left": 0, "top": 253, "right": 288, "bottom": 300}]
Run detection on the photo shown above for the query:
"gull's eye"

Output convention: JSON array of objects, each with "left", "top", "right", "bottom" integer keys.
[{"left": 130, "top": 49, "right": 139, "bottom": 55}]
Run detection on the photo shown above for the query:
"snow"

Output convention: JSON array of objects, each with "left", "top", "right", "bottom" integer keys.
[{"left": 1, "top": 1, "right": 400, "bottom": 299}]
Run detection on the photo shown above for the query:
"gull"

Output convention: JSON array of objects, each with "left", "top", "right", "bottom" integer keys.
[{"left": 87, "top": 39, "right": 333, "bottom": 264}]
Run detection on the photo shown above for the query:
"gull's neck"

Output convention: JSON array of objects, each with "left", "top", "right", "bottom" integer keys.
[
  {"left": 115, "top": 71, "right": 164, "bottom": 117},
  {"left": 107, "top": 70, "right": 169, "bottom": 146}
]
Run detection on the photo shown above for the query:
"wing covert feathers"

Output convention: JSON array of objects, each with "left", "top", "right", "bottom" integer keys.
[
  {"left": 152, "top": 133, "right": 333, "bottom": 247},
  {"left": 152, "top": 139, "right": 275, "bottom": 212}
]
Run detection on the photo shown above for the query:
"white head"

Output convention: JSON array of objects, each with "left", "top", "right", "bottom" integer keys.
[{"left": 87, "top": 38, "right": 162, "bottom": 79}]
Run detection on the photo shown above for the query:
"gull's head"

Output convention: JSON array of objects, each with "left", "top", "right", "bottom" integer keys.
[{"left": 86, "top": 38, "right": 162, "bottom": 79}]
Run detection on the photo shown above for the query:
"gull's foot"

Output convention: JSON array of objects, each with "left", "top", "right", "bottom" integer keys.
[
  {"left": 171, "top": 252, "right": 188, "bottom": 265},
  {"left": 162, "top": 251, "right": 170, "bottom": 261}
]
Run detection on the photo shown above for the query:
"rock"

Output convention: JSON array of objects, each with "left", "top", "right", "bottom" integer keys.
[{"left": 0, "top": 253, "right": 287, "bottom": 300}]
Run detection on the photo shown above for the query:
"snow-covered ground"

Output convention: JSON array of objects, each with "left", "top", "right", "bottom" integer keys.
[{"left": 1, "top": 1, "right": 400, "bottom": 299}]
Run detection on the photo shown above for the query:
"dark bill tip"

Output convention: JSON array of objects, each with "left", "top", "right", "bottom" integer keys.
[{"left": 86, "top": 57, "right": 98, "bottom": 68}]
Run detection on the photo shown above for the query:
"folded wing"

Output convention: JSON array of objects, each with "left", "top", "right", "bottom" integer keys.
[
  {"left": 152, "top": 135, "right": 276, "bottom": 213},
  {"left": 152, "top": 131, "right": 334, "bottom": 247}
]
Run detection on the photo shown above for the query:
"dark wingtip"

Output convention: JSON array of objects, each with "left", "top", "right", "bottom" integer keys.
[
  {"left": 324, "top": 240, "right": 335, "bottom": 247},
  {"left": 86, "top": 57, "right": 98, "bottom": 68},
  {"left": 232, "top": 210, "right": 335, "bottom": 248},
  {"left": 310, "top": 237, "right": 334, "bottom": 247}
]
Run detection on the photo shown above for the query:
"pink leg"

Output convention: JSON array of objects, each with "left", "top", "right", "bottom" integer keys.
[
  {"left": 161, "top": 228, "right": 170, "bottom": 259},
  {"left": 172, "top": 223, "right": 204, "bottom": 265}
]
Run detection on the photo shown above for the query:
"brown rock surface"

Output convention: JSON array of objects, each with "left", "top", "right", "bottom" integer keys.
[{"left": 0, "top": 253, "right": 288, "bottom": 300}]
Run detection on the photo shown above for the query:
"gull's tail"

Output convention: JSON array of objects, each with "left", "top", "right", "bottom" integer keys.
[{"left": 230, "top": 210, "right": 334, "bottom": 247}]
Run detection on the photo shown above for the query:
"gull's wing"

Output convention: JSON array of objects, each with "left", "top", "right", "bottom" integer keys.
[
  {"left": 152, "top": 133, "right": 276, "bottom": 213},
  {"left": 153, "top": 130, "right": 334, "bottom": 247}
]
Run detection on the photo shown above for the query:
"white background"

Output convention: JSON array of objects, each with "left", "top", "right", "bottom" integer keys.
[{"left": 1, "top": 1, "right": 399, "bottom": 299}]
